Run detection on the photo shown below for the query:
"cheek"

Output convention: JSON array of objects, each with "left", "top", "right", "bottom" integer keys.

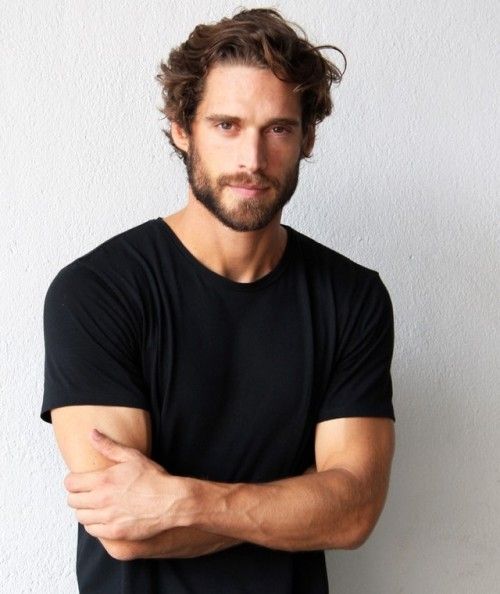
[
  {"left": 270, "top": 150, "right": 300, "bottom": 175},
  {"left": 198, "top": 140, "right": 228, "bottom": 169},
  {"left": 268, "top": 137, "right": 302, "bottom": 161}
]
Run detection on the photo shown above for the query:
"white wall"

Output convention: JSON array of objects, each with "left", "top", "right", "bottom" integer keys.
[{"left": 1, "top": 1, "right": 498, "bottom": 592}]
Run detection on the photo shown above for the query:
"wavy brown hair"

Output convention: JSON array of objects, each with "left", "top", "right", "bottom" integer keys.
[{"left": 155, "top": 7, "right": 346, "bottom": 163}]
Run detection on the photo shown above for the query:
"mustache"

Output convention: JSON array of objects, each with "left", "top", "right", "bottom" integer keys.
[{"left": 218, "top": 173, "right": 279, "bottom": 189}]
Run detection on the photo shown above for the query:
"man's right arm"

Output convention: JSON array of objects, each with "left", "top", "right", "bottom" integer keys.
[{"left": 120, "top": 464, "right": 318, "bottom": 560}]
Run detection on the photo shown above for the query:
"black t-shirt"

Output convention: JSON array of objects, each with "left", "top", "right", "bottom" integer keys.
[{"left": 41, "top": 217, "right": 395, "bottom": 594}]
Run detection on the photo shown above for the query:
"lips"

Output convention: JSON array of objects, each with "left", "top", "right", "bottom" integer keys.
[
  {"left": 228, "top": 184, "right": 270, "bottom": 198},
  {"left": 229, "top": 185, "right": 269, "bottom": 190}
]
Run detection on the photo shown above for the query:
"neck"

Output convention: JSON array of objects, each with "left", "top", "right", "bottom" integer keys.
[{"left": 162, "top": 199, "right": 287, "bottom": 283}]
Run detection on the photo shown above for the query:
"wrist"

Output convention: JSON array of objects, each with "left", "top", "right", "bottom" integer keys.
[
  {"left": 163, "top": 475, "right": 200, "bottom": 530},
  {"left": 183, "top": 477, "right": 239, "bottom": 532}
]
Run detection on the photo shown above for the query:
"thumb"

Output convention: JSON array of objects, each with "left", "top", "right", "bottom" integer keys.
[{"left": 90, "top": 429, "right": 137, "bottom": 463}]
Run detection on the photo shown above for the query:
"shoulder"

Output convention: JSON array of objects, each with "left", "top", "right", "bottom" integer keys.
[
  {"left": 46, "top": 219, "right": 157, "bottom": 296},
  {"left": 290, "top": 227, "right": 393, "bottom": 335},
  {"left": 291, "top": 227, "right": 386, "bottom": 292},
  {"left": 67, "top": 219, "right": 156, "bottom": 273},
  {"left": 44, "top": 219, "right": 160, "bottom": 322}
]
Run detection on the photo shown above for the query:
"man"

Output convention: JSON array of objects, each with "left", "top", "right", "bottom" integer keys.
[{"left": 41, "top": 8, "right": 395, "bottom": 593}]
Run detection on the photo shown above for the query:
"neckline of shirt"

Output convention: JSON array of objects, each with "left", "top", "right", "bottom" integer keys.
[{"left": 154, "top": 217, "right": 295, "bottom": 292}]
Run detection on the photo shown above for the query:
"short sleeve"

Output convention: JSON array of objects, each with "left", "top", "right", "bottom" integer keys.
[
  {"left": 317, "top": 271, "right": 395, "bottom": 422},
  {"left": 41, "top": 262, "right": 148, "bottom": 423}
]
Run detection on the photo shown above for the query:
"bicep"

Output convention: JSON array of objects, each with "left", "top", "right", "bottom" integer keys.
[
  {"left": 51, "top": 405, "right": 152, "bottom": 472},
  {"left": 314, "top": 417, "right": 395, "bottom": 491}
]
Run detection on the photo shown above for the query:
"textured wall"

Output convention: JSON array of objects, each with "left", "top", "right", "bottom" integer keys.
[{"left": 1, "top": 1, "right": 498, "bottom": 592}]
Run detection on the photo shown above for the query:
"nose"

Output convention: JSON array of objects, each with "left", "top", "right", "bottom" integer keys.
[{"left": 237, "top": 129, "right": 268, "bottom": 173}]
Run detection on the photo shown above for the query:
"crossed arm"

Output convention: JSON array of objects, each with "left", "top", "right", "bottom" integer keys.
[
  {"left": 51, "top": 405, "right": 394, "bottom": 561},
  {"left": 52, "top": 405, "right": 246, "bottom": 559}
]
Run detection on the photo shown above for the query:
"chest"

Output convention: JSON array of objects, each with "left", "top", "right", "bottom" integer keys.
[{"left": 142, "top": 277, "right": 326, "bottom": 481}]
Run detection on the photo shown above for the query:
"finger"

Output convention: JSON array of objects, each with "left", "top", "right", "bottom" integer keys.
[
  {"left": 67, "top": 490, "right": 102, "bottom": 510},
  {"left": 89, "top": 429, "right": 140, "bottom": 463},
  {"left": 64, "top": 469, "right": 105, "bottom": 493},
  {"left": 84, "top": 522, "right": 126, "bottom": 540},
  {"left": 76, "top": 508, "right": 110, "bottom": 525}
]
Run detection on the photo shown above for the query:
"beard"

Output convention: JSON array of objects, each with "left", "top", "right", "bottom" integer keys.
[{"left": 185, "top": 141, "right": 301, "bottom": 232}]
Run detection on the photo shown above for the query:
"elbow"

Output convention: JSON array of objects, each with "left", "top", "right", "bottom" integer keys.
[
  {"left": 343, "top": 524, "right": 373, "bottom": 550},
  {"left": 351, "top": 498, "right": 390, "bottom": 549},
  {"left": 342, "top": 486, "right": 390, "bottom": 550},
  {"left": 99, "top": 538, "right": 139, "bottom": 561},
  {"left": 336, "top": 522, "right": 374, "bottom": 551},
  {"left": 329, "top": 507, "right": 380, "bottom": 551}
]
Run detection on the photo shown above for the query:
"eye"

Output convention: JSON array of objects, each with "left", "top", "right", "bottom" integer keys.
[
  {"left": 217, "top": 121, "right": 234, "bottom": 131},
  {"left": 270, "top": 126, "right": 291, "bottom": 135}
]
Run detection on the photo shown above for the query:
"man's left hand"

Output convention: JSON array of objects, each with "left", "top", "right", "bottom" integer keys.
[{"left": 64, "top": 429, "right": 190, "bottom": 541}]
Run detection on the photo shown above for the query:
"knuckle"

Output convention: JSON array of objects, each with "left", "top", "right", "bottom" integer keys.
[
  {"left": 98, "top": 492, "right": 111, "bottom": 507},
  {"left": 98, "top": 473, "right": 109, "bottom": 486}
]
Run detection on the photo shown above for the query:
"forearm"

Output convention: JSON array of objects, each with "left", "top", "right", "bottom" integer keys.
[
  {"left": 100, "top": 465, "right": 317, "bottom": 560},
  {"left": 178, "top": 467, "right": 376, "bottom": 552},
  {"left": 100, "top": 528, "right": 243, "bottom": 561}
]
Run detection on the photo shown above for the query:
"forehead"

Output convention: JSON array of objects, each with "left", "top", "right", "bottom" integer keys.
[{"left": 195, "top": 64, "right": 302, "bottom": 121}]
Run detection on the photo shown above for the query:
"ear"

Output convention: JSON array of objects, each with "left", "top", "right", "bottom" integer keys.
[
  {"left": 301, "top": 125, "right": 316, "bottom": 158},
  {"left": 171, "top": 120, "right": 190, "bottom": 153}
]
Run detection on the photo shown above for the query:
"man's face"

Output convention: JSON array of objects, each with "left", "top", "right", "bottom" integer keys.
[{"left": 176, "top": 64, "right": 313, "bottom": 232}]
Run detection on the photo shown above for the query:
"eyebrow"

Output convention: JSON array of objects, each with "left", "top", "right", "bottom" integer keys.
[{"left": 204, "top": 114, "right": 301, "bottom": 128}]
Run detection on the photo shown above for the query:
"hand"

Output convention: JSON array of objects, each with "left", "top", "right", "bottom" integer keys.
[{"left": 64, "top": 429, "right": 189, "bottom": 541}]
